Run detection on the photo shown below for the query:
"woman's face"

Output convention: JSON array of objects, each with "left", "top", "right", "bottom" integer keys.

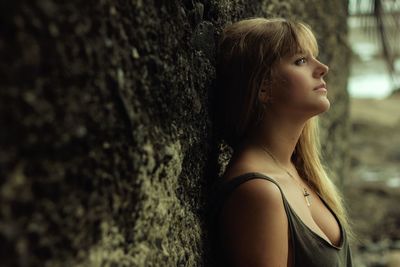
[{"left": 267, "top": 50, "right": 330, "bottom": 118}]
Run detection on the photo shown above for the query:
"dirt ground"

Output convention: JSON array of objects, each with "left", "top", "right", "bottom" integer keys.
[{"left": 345, "top": 95, "right": 400, "bottom": 267}]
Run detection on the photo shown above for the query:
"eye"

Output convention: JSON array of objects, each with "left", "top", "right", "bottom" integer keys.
[{"left": 295, "top": 57, "right": 307, "bottom": 65}]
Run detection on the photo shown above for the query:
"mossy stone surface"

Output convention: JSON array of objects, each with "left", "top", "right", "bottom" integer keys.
[{"left": 0, "top": 0, "right": 349, "bottom": 266}]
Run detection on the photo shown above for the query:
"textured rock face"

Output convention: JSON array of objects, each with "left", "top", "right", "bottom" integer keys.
[{"left": 0, "top": 0, "right": 349, "bottom": 266}]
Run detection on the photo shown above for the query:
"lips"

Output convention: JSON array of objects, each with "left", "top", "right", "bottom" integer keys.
[{"left": 314, "top": 83, "right": 327, "bottom": 91}]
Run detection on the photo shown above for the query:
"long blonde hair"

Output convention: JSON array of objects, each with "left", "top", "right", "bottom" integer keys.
[{"left": 216, "top": 17, "right": 351, "bottom": 234}]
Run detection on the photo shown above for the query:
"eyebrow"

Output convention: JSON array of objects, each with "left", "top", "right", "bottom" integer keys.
[
  {"left": 293, "top": 50, "right": 317, "bottom": 58},
  {"left": 287, "top": 52, "right": 308, "bottom": 59}
]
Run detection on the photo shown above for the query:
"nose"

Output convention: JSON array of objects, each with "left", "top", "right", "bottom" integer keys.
[{"left": 314, "top": 61, "right": 329, "bottom": 78}]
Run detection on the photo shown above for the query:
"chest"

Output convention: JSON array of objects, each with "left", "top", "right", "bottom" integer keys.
[{"left": 281, "top": 183, "right": 342, "bottom": 247}]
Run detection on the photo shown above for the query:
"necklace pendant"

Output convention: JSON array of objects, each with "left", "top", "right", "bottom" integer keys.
[
  {"left": 303, "top": 189, "right": 312, "bottom": 207},
  {"left": 260, "top": 146, "right": 313, "bottom": 207}
]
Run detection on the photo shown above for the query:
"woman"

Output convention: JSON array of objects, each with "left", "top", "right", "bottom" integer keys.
[{"left": 213, "top": 18, "right": 353, "bottom": 266}]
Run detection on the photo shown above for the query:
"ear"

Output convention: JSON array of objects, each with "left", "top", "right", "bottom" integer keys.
[{"left": 258, "top": 80, "right": 270, "bottom": 104}]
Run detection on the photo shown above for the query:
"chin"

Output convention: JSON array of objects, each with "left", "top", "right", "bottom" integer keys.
[
  {"left": 309, "top": 99, "right": 331, "bottom": 116},
  {"left": 320, "top": 99, "right": 331, "bottom": 112}
]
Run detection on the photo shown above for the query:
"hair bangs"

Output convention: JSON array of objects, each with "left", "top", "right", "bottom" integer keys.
[
  {"left": 274, "top": 21, "right": 319, "bottom": 59},
  {"left": 295, "top": 23, "right": 319, "bottom": 57}
]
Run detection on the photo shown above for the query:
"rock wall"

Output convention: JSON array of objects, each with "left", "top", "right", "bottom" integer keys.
[{"left": 0, "top": 0, "right": 350, "bottom": 266}]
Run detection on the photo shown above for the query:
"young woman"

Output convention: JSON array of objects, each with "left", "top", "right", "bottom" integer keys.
[{"left": 213, "top": 18, "right": 353, "bottom": 266}]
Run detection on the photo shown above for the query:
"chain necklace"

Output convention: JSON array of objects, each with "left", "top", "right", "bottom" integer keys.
[{"left": 260, "top": 146, "right": 312, "bottom": 207}]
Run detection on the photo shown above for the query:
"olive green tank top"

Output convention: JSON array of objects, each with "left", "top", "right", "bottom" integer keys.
[{"left": 212, "top": 172, "right": 353, "bottom": 267}]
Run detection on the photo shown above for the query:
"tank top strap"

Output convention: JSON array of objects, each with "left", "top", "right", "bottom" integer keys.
[
  {"left": 216, "top": 172, "right": 294, "bottom": 215},
  {"left": 214, "top": 171, "right": 296, "bottom": 255}
]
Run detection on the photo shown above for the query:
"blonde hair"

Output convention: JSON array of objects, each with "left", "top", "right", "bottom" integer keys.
[{"left": 216, "top": 17, "right": 351, "bottom": 235}]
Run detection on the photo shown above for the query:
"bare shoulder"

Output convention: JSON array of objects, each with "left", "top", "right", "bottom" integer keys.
[
  {"left": 219, "top": 178, "right": 289, "bottom": 267},
  {"left": 220, "top": 177, "right": 285, "bottom": 224},
  {"left": 223, "top": 177, "right": 283, "bottom": 208}
]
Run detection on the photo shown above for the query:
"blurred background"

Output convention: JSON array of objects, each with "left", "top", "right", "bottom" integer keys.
[{"left": 346, "top": 0, "right": 400, "bottom": 266}]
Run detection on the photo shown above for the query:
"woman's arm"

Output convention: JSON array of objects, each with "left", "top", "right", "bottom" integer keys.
[{"left": 219, "top": 179, "right": 289, "bottom": 267}]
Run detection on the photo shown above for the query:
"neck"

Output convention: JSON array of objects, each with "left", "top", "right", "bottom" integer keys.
[{"left": 244, "top": 113, "right": 307, "bottom": 168}]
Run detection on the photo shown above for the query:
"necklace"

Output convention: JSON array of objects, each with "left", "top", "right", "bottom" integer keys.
[{"left": 260, "top": 146, "right": 312, "bottom": 207}]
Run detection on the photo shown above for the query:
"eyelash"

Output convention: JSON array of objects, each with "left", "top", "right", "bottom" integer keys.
[{"left": 295, "top": 57, "right": 307, "bottom": 65}]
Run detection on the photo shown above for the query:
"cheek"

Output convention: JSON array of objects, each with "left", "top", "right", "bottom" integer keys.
[
  {"left": 271, "top": 71, "right": 290, "bottom": 93},
  {"left": 286, "top": 71, "right": 307, "bottom": 86},
  {"left": 289, "top": 70, "right": 313, "bottom": 94},
  {"left": 273, "top": 72, "right": 305, "bottom": 99}
]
